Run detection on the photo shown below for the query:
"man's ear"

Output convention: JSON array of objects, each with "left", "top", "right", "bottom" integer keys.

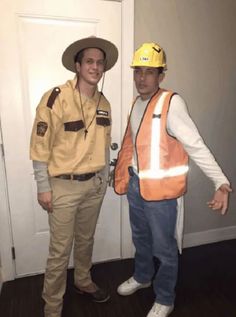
[
  {"left": 75, "top": 62, "right": 80, "bottom": 73},
  {"left": 158, "top": 72, "right": 165, "bottom": 84}
]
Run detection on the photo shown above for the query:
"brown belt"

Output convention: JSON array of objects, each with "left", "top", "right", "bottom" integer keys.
[{"left": 55, "top": 173, "right": 95, "bottom": 181}]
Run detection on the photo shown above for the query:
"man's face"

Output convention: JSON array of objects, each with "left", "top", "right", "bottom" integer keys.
[
  {"left": 133, "top": 67, "right": 162, "bottom": 100},
  {"left": 76, "top": 48, "right": 105, "bottom": 86}
]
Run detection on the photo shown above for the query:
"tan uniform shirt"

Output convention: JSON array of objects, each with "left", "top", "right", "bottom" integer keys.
[{"left": 30, "top": 78, "right": 111, "bottom": 176}]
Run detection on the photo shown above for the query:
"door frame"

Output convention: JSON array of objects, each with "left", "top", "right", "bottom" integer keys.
[
  {"left": 0, "top": 0, "right": 134, "bottom": 282},
  {"left": 0, "top": 122, "right": 15, "bottom": 282}
]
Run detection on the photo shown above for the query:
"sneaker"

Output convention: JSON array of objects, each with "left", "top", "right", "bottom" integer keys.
[
  {"left": 117, "top": 276, "right": 151, "bottom": 296},
  {"left": 147, "top": 303, "right": 174, "bottom": 317}
]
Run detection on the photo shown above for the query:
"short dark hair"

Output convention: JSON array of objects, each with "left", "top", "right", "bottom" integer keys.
[{"left": 74, "top": 48, "right": 106, "bottom": 64}]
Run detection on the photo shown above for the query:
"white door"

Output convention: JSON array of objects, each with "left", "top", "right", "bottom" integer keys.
[{"left": 0, "top": 0, "right": 124, "bottom": 277}]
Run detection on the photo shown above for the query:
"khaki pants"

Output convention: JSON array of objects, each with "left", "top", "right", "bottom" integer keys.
[{"left": 42, "top": 173, "right": 107, "bottom": 317}]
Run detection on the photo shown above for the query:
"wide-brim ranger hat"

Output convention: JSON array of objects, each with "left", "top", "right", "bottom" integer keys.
[{"left": 62, "top": 36, "right": 118, "bottom": 72}]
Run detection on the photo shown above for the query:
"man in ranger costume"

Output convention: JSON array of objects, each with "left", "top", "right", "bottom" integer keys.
[
  {"left": 114, "top": 42, "right": 231, "bottom": 317},
  {"left": 30, "top": 36, "right": 118, "bottom": 317}
]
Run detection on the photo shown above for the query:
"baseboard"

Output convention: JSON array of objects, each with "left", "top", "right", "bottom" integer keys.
[{"left": 183, "top": 225, "right": 236, "bottom": 248}]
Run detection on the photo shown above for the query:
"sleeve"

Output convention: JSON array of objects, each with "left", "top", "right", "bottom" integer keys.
[
  {"left": 32, "top": 160, "right": 51, "bottom": 193},
  {"left": 167, "top": 94, "right": 230, "bottom": 189},
  {"left": 107, "top": 103, "right": 112, "bottom": 148},
  {"left": 30, "top": 90, "right": 62, "bottom": 162},
  {"left": 101, "top": 96, "right": 112, "bottom": 149}
]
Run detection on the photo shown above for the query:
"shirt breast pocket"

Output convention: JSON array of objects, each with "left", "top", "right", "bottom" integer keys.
[
  {"left": 64, "top": 120, "right": 85, "bottom": 131},
  {"left": 96, "top": 117, "right": 111, "bottom": 127}
]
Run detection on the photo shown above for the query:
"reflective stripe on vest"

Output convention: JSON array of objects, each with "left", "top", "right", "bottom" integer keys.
[{"left": 139, "top": 91, "right": 189, "bottom": 180}]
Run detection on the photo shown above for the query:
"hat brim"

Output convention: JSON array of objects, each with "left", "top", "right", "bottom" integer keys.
[{"left": 62, "top": 36, "right": 118, "bottom": 73}]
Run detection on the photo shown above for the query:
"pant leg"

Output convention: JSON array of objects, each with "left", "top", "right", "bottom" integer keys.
[
  {"left": 127, "top": 174, "right": 178, "bottom": 306},
  {"left": 144, "top": 197, "right": 178, "bottom": 306},
  {"left": 73, "top": 173, "right": 107, "bottom": 287},
  {"left": 43, "top": 178, "right": 79, "bottom": 317},
  {"left": 127, "top": 174, "right": 155, "bottom": 283}
]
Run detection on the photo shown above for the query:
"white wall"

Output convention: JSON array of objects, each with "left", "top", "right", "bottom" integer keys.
[{"left": 134, "top": 0, "right": 236, "bottom": 241}]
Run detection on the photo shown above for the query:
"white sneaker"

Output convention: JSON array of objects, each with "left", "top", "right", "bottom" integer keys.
[
  {"left": 147, "top": 302, "right": 174, "bottom": 317},
  {"left": 117, "top": 276, "right": 151, "bottom": 296}
]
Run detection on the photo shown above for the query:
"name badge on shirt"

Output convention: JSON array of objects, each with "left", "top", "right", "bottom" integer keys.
[{"left": 97, "top": 110, "right": 108, "bottom": 116}]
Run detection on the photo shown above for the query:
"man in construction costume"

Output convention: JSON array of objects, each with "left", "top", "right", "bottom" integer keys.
[
  {"left": 114, "top": 42, "right": 231, "bottom": 317},
  {"left": 30, "top": 36, "right": 118, "bottom": 317}
]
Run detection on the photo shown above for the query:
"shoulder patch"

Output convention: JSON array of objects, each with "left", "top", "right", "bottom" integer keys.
[
  {"left": 47, "top": 87, "right": 61, "bottom": 109},
  {"left": 37, "top": 121, "right": 48, "bottom": 136}
]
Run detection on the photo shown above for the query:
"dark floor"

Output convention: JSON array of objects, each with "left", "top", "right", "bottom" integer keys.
[{"left": 0, "top": 239, "right": 236, "bottom": 317}]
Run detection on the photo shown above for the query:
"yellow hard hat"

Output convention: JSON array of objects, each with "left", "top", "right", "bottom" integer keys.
[{"left": 131, "top": 42, "right": 167, "bottom": 69}]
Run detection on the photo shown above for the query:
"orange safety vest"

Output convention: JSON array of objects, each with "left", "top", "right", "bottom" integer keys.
[{"left": 114, "top": 89, "right": 189, "bottom": 201}]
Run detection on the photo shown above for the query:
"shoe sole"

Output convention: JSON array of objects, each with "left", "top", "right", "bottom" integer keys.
[
  {"left": 117, "top": 282, "right": 151, "bottom": 296},
  {"left": 92, "top": 295, "right": 110, "bottom": 303}
]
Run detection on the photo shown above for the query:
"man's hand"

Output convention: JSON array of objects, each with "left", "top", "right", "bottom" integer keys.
[
  {"left": 207, "top": 184, "right": 232, "bottom": 215},
  {"left": 38, "top": 191, "right": 53, "bottom": 213}
]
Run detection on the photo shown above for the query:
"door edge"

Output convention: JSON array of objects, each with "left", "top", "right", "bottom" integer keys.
[
  {"left": 0, "top": 124, "right": 15, "bottom": 281},
  {"left": 120, "top": 0, "right": 134, "bottom": 258}
]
